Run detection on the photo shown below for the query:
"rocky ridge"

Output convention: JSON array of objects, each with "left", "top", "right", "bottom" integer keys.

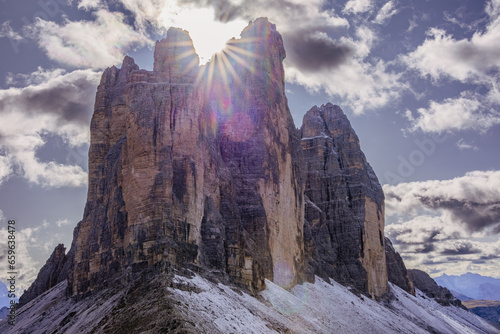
[{"left": 408, "top": 269, "right": 463, "bottom": 307}]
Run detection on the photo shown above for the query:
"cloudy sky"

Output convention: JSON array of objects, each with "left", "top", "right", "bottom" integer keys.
[{"left": 0, "top": 0, "right": 499, "bottom": 300}]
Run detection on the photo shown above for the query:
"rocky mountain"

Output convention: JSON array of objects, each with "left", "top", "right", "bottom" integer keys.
[
  {"left": 67, "top": 17, "right": 308, "bottom": 298},
  {"left": 408, "top": 269, "right": 463, "bottom": 307},
  {"left": 33, "top": 16, "right": 388, "bottom": 302},
  {"left": 435, "top": 273, "right": 500, "bottom": 301},
  {"left": 18, "top": 244, "right": 71, "bottom": 307},
  {"left": 301, "top": 103, "right": 388, "bottom": 298},
  {"left": 3, "top": 17, "right": 494, "bottom": 334}
]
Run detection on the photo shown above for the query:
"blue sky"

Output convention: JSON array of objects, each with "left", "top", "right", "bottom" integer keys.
[{"left": 0, "top": 0, "right": 499, "bottom": 300}]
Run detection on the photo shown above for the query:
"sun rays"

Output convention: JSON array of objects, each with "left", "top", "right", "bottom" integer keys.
[
  {"left": 193, "top": 36, "right": 262, "bottom": 142},
  {"left": 161, "top": 24, "right": 269, "bottom": 143}
]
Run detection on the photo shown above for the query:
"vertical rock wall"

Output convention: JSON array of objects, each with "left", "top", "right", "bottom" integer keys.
[
  {"left": 301, "top": 103, "right": 388, "bottom": 298},
  {"left": 69, "top": 18, "right": 306, "bottom": 295}
]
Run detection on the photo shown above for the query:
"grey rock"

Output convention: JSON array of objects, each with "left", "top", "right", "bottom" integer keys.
[
  {"left": 301, "top": 103, "right": 388, "bottom": 298},
  {"left": 385, "top": 237, "right": 415, "bottom": 295},
  {"left": 19, "top": 244, "right": 68, "bottom": 307},
  {"left": 408, "top": 269, "right": 463, "bottom": 307}
]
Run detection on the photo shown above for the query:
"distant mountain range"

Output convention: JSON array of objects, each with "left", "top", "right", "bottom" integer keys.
[{"left": 435, "top": 272, "right": 500, "bottom": 301}]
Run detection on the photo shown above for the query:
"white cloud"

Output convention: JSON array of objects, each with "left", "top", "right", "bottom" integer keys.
[
  {"left": 400, "top": 0, "right": 500, "bottom": 134},
  {"left": 0, "top": 224, "right": 47, "bottom": 294},
  {"left": 384, "top": 170, "right": 500, "bottom": 233},
  {"left": 0, "top": 68, "right": 100, "bottom": 188},
  {"left": 405, "top": 94, "right": 500, "bottom": 133},
  {"left": 402, "top": 27, "right": 500, "bottom": 83},
  {"left": 55, "top": 219, "right": 71, "bottom": 228},
  {"left": 373, "top": 1, "right": 399, "bottom": 25},
  {"left": 406, "top": 15, "right": 418, "bottom": 33},
  {"left": 5, "top": 67, "right": 66, "bottom": 87},
  {"left": 29, "top": 9, "right": 152, "bottom": 69},
  {"left": 386, "top": 212, "right": 464, "bottom": 245},
  {"left": 486, "top": 0, "right": 500, "bottom": 18},
  {"left": 457, "top": 138, "right": 478, "bottom": 151},
  {"left": 0, "top": 21, "right": 23, "bottom": 41},
  {"left": 0, "top": 154, "right": 13, "bottom": 185},
  {"left": 77, "top": 0, "right": 103, "bottom": 11},
  {"left": 343, "top": 0, "right": 374, "bottom": 14},
  {"left": 285, "top": 26, "right": 403, "bottom": 114},
  {"left": 402, "top": 0, "right": 500, "bottom": 96},
  {"left": 385, "top": 170, "right": 500, "bottom": 276}
]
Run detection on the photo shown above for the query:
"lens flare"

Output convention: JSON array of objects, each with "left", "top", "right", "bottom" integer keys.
[{"left": 224, "top": 111, "right": 254, "bottom": 142}]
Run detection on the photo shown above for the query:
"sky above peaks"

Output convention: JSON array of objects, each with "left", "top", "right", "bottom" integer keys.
[{"left": 0, "top": 0, "right": 499, "bottom": 299}]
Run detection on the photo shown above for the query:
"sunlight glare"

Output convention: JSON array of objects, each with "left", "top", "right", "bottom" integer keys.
[{"left": 172, "top": 8, "right": 247, "bottom": 65}]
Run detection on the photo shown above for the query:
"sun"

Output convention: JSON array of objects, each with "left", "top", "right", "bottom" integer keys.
[{"left": 168, "top": 8, "right": 248, "bottom": 65}]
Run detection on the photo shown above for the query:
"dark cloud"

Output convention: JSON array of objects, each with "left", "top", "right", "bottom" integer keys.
[
  {"left": 421, "top": 259, "right": 450, "bottom": 266},
  {"left": 440, "top": 242, "right": 482, "bottom": 256},
  {"left": 178, "top": 0, "right": 306, "bottom": 23},
  {"left": 419, "top": 196, "right": 500, "bottom": 233},
  {"left": 283, "top": 30, "right": 353, "bottom": 73},
  {"left": 416, "top": 243, "right": 435, "bottom": 254},
  {"left": 387, "top": 224, "right": 460, "bottom": 246},
  {"left": 480, "top": 254, "right": 500, "bottom": 260},
  {"left": 0, "top": 70, "right": 99, "bottom": 127},
  {"left": 178, "top": 0, "right": 353, "bottom": 73}
]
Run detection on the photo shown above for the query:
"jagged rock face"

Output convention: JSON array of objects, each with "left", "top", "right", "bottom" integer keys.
[
  {"left": 300, "top": 103, "right": 388, "bottom": 298},
  {"left": 408, "top": 269, "right": 463, "bottom": 307},
  {"left": 203, "top": 20, "right": 306, "bottom": 289},
  {"left": 385, "top": 237, "right": 414, "bottom": 295},
  {"left": 69, "top": 18, "right": 305, "bottom": 296},
  {"left": 19, "top": 244, "right": 69, "bottom": 307}
]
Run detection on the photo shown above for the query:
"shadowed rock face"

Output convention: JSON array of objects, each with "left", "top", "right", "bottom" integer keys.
[
  {"left": 385, "top": 238, "right": 415, "bottom": 295},
  {"left": 408, "top": 269, "right": 463, "bottom": 307},
  {"left": 301, "top": 104, "right": 388, "bottom": 298},
  {"left": 18, "top": 244, "right": 70, "bottom": 307},
  {"left": 22, "top": 18, "right": 390, "bottom": 302}
]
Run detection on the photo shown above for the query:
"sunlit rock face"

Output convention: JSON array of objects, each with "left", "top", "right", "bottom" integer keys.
[{"left": 301, "top": 104, "right": 388, "bottom": 298}]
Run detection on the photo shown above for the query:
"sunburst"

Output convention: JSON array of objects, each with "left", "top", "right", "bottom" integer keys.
[{"left": 193, "top": 35, "right": 263, "bottom": 142}]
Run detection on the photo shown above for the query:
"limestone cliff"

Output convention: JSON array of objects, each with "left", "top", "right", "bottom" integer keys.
[
  {"left": 301, "top": 103, "right": 388, "bottom": 298},
  {"left": 68, "top": 18, "right": 305, "bottom": 296},
  {"left": 22, "top": 18, "right": 391, "bottom": 303}
]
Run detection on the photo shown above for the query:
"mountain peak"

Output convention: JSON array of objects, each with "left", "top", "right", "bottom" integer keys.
[{"left": 21, "top": 18, "right": 388, "bottom": 306}]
